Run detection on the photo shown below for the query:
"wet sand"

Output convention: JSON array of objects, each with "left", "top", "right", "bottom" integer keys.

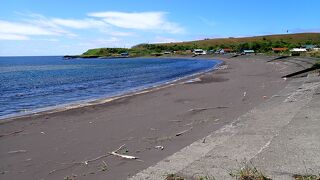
[{"left": 0, "top": 55, "right": 303, "bottom": 180}]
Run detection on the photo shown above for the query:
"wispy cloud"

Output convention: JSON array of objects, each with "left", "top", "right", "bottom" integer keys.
[
  {"left": 51, "top": 18, "right": 108, "bottom": 29},
  {"left": 0, "top": 20, "right": 60, "bottom": 35},
  {"left": 0, "top": 14, "right": 78, "bottom": 41},
  {"left": 24, "top": 13, "right": 134, "bottom": 37},
  {"left": 0, "top": 33, "right": 29, "bottom": 40},
  {"left": 0, "top": 11, "right": 184, "bottom": 52},
  {"left": 88, "top": 11, "right": 184, "bottom": 34}
]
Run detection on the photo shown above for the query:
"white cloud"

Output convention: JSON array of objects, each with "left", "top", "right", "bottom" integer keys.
[
  {"left": 22, "top": 14, "right": 77, "bottom": 37},
  {"left": 0, "top": 33, "right": 29, "bottom": 40},
  {"left": 51, "top": 18, "right": 108, "bottom": 29},
  {"left": 0, "top": 11, "right": 184, "bottom": 45},
  {"left": 0, "top": 20, "right": 59, "bottom": 36},
  {"left": 22, "top": 13, "right": 134, "bottom": 37},
  {"left": 88, "top": 11, "right": 184, "bottom": 33}
]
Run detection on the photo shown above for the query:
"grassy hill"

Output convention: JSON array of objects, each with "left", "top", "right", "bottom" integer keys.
[
  {"left": 157, "top": 33, "right": 320, "bottom": 48},
  {"left": 81, "top": 33, "right": 320, "bottom": 57},
  {"left": 133, "top": 33, "right": 320, "bottom": 52}
]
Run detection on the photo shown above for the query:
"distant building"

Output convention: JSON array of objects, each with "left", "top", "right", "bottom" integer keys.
[
  {"left": 312, "top": 48, "right": 320, "bottom": 52},
  {"left": 207, "top": 50, "right": 215, "bottom": 54},
  {"left": 151, "top": 53, "right": 162, "bottom": 56},
  {"left": 215, "top": 49, "right": 222, "bottom": 54},
  {"left": 302, "top": 45, "right": 316, "bottom": 51},
  {"left": 242, "top": 50, "right": 255, "bottom": 54},
  {"left": 290, "top": 48, "right": 307, "bottom": 56},
  {"left": 223, "top": 48, "right": 233, "bottom": 53},
  {"left": 193, "top": 49, "right": 207, "bottom": 55},
  {"left": 120, "top": 52, "right": 129, "bottom": 56},
  {"left": 163, "top": 51, "right": 172, "bottom": 55},
  {"left": 272, "top": 47, "right": 288, "bottom": 53}
]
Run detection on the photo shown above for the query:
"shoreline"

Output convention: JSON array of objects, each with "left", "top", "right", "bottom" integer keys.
[
  {"left": 0, "top": 57, "right": 223, "bottom": 124},
  {"left": 0, "top": 55, "right": 309, "bottom": 180}
]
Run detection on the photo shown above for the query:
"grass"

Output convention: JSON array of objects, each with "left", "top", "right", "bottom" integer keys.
[
  {"left": 197, "top": 175, "right": 215, "bottom": 180},
  {"left": 312, "top": 59, "right": 320, "bottom": 69},
  {"left": 159, "top": 33, "right": 320, "bottom": 49},
  {"left": 229, "top": 164, "right": 272, "bottom": 180},
  {"left": 293, "top": 174, "right": 320, "bottom": 180},
  {"left": 165, "top": 174, "right": 185, "bottom": 180},
  {"left": 309, "top": 51, "right": 320, "bottom": 58}
]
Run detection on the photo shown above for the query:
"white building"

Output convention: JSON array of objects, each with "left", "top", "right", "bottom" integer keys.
[
  {"left": 290, "top": 48, "right": 307, "bottom": 52},
  {"left": 290, "top": 48, "right": 307, "bottom": 56},
  {"left": 193, "top": 49, "right": 207, "bottom": 55}
]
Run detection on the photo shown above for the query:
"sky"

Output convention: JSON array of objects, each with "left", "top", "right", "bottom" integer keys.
[{"left": 0, "top": 0, "right": 319, "bottom": 56}]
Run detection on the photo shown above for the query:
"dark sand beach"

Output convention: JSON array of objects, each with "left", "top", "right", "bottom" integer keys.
[{"left": 0, "top": 55, "right": 305, "bottom": 180}]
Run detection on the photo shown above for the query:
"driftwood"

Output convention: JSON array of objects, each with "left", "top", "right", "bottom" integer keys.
[
  {"left": 49, "top": 144, "right": 138, "bottom": 175},
  {"left": 155, "top": 146, "right": 164, "bottom": 150},
  {"left": 169, "top": 120, "right": 182, "bottom": 123},
  {"left": 0, "top": 130, "right": 24, "bottom": 138},
  {"left": 188, "top": 106, "right": 228, "bottom": 113},
  {"left": 7, "top": 150, "right": 27, "bottom": 154},
  {"left": 176, "top": 127, "right": 193, "bottom": 136},
  {"left": 242, "top": 91, "right": 247, "bottom": 101},
  {"left": 109, "top": 144, "right": 138, "bottom": 159},
  {"left": 202, "top": 138, "right": 206, "bottom": 143}
]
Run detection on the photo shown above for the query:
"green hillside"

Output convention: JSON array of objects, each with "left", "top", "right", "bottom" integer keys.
[
  {"left": 133, "top": 33, "right": 320, "bottom": 52},
  {"left": 159, "top": 33, "right": 320, "bottom": 48},
  {"left": 81, "top": 33, "right": 320, "bottom": 57}
]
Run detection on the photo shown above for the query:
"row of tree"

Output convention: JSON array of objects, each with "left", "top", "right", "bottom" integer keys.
[{"left": 133, "top": 39, "right": 319, "bottom": 53}]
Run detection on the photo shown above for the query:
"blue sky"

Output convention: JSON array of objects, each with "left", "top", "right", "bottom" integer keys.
[{"left": 0, "top": 0, "right": 319, "bottom": 56}]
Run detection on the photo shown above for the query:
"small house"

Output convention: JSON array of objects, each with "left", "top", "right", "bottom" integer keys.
[
  {"left": 151, "top": 53, "right": 163, "bottom": 56},
  {"left": 242, "top": 50, "right": 255, "bottom": 54},
  {"left": 272, "top": 48, "right": 288, "bottom": 53},
  {"left": 223, "top": 48, "right": 233, "bottom": 53},
  {"left": 290, "top": 48, "right": 307, "bottom": 56},
  {"left": 207, "top": 50, "right": 215, "bottom": 54},
  {"left": 302, "top": 45, "right": 316, "bottom": 51},
  {"left": 312, "top": 48, "right": 320, "bottom": 52},
  {"left": 193, "top": 49, "right": 207, "bottom": 55},
  {"left": 120, "top": 52, "right": 129, "bottom": 57}
]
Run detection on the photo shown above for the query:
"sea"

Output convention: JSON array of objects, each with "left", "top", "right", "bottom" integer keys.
[{"left": 0, "top": 56, "right": 222, "bottom": 120}]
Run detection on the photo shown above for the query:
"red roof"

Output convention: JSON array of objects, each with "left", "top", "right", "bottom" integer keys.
[
  {"left": 272, "top": 48, "right": 288, "bottom": 51},
  {"left": 223, "top": 48, "right": 233, "bottom": 51}
]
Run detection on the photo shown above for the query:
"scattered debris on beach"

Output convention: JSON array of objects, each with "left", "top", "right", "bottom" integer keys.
[
  {"left": 188, "top": 106, "right": 228, "bottom": 113},
  {"left": 7, "top": 150, "right": 27, "bottom": 154},
  {"left": 49, "top": 144, "right": 139, "bottom": 175},
  {"left": 0, "top": 130, "right": 24, "bottom": 138},
  {"left": 109, "top": 144, "right": 139, "bottom": 160},
  {"left": 242, "top": 91, "right": 247, "bottom": 101},
  {"left": 155, "top": 145, "right": 164, "bottom": 150},
  {"left": 169, "top": 120, "right": 182, "bottom": 123},
  {"left": 176, "top": 127, "right": 193, "bottom": 137}
]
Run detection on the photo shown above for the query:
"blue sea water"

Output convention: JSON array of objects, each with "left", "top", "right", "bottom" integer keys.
[{"left": 0, "top": 56, "right": 221, "bottom": 119}]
